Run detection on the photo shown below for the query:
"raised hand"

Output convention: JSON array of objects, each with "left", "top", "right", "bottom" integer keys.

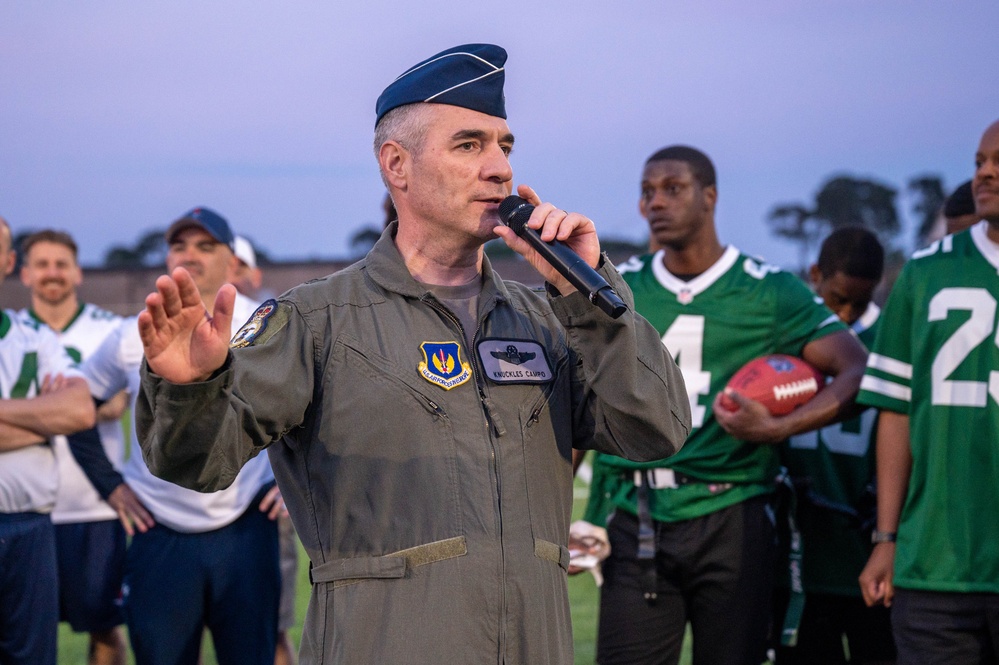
[{"left": 137, "top": 267, "right": 235, "bottom": 383}]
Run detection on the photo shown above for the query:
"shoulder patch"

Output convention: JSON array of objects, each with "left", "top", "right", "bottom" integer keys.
[
  {"left": 418, "top": 341, "right": 472, "bottom": 390},
  {"left": 230, "top": 299, "right": 287, "bottom": 349}
]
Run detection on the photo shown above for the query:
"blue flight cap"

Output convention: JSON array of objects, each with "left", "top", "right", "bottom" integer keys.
[
  {"left": 165, "top": 207, "right": 235, "bottom": 249},
  {"left": 375, "top": 43, "right": 507, "bottom": 126}
]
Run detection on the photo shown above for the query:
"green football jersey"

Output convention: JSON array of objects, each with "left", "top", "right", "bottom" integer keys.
[
  {"left": 858, "top": 222, "right": 999, "bottom": 594},
  {"left": 781, "top": 305, "right": 880, "bottom": 595},
  {"left": 587, "top": 247, "right": 845, "bottom": 523}
]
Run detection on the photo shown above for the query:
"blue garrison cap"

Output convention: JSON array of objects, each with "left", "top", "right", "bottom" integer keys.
[
  {"left": 375, "top": 44, "right": 507, "bottom": 126},
  {"left": 166, "top": 207, "right": 235, "bottom": 249}
]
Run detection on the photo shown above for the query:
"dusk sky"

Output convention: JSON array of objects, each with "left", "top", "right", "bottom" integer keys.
[{"left": 3, "top": 1, "right": 998, "bottom": 268}]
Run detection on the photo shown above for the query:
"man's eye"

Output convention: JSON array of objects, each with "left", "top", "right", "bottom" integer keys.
[
  {"left": 668, "top": 185, "right": 681, "bottom": 195},
  {"left": 500, "top": 145, "right": 512, "bottom": 156}
]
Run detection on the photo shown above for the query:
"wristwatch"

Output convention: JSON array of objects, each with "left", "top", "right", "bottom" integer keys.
[{"left": 871, "top": 530, "right": 897, "bottom": 544}]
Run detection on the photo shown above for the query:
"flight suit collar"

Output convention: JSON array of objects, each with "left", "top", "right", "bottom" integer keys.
[{"left": 365, "top": 221, "right": 511, "bottom": 309}]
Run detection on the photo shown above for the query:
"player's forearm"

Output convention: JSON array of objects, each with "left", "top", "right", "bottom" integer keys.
[
  {"left": 0, "top": 378, "right": 96, "bottom": 437},
  {"left": 875, "top": 410, "right": 911, "bottom": 533},
  {"left": 771, "top": 360, "right": 865, "bottom": 439},
  {"left": 67, "top": 423, "right": 125, "bottom": 499},
  {"left": 773, "top": 329, "right": 867, "bottom": 439},
  {"left": 96, "top": 390, "right": 129, "bottom": 422},
  {"left": 0, "top": 421, "right": 47, "bottom": 452}
]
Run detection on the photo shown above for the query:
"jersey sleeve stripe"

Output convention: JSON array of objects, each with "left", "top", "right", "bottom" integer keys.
[
  {"left": 817, "top": 313, "right": 840, "bottom": 329},
  {"left": 859, "top": 375, "right": 911, "bottom": 402},
  {"left": 868, "top": 353, "right": 913, "bottom": 379}
]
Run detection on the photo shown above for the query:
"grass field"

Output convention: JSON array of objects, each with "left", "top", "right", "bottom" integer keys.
[{"left": 56, "top": 473, "right": 693, "bottom": 664}]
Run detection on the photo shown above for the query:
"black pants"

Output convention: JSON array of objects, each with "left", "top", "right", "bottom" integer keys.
[
  {"left": 892, "top": 588, "right": 999, "bottom": 665},
  {"left": 597, "top": 495, "right": 776, "bottom": 665},
  {"left": 772, "top": 589, "right": 896, "bottom": 664}
]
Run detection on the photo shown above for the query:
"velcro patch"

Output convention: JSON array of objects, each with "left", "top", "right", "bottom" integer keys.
[
  {"left": 231, "top": 299, "right": 279, "bottom": 349},
  {"left": 477, "top": 338, "right": 552, "bottom": 384},
  {"left": 418, "top": 341, "right": 472, "bottom": 390}
]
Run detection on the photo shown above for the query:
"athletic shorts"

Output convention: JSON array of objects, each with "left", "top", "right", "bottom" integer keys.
[
  {"left": 597, "top": 494, "right": 777, "bottom": 665},
  {"left": 0, "top": 512, "right": 58, "bottom": 665},
  {"left": 123, "top": 492, "right": 280, "bottom": 665},
  {"left": 55, "top": 519, "right": 126, "bottom": 632},
  {"left": 892, "top": 587, "right": 999, "bottom": 665}
]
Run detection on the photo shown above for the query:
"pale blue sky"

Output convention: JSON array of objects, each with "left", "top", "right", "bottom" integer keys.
[{"left": 3, "top": 1, "right": 997, "bottom": 266}]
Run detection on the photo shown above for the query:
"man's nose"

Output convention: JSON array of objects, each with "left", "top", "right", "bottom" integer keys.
[{"left": 483, "top": 144, "right": 513, "bottom": 183}]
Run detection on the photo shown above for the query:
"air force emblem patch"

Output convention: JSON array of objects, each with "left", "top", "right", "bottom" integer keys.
[
  {"left": 231, "top": 299, "right": 277, "bottom": 349},
  {"left": 477, "top": 338, "right": 553, "bottom": 384},
  {"left": 418, "top": 341, "right": 472, "bottom": 390}
]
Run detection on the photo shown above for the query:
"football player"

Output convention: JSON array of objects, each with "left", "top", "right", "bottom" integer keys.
[
  {"left": 775, "top": 227, "right": 896, "bottom": 664},
  {"left": 858, "top": 120, "right": 999, "bottom": 663},
  {"left": 584, "top": 146, "right": 868, "bottom": 665},
  {"left": 19, "top": 230, "right": 136, "bottom": 665},
  {"left": 0, "top": 217, "right": 96, "bottom": 665}
]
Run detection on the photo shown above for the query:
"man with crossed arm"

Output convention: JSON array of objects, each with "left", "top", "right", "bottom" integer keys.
[{"left": 0, "top": 216, "right": 96, "bottom": 665}]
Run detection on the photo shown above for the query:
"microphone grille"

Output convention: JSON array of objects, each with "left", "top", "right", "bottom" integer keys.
[{"left": 498, "top": 195, "right": 533, "bottom": 234}]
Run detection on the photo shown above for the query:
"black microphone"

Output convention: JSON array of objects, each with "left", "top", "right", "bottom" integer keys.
[{"left": 498, "top": 195, "right": 628, "bottom": 319}]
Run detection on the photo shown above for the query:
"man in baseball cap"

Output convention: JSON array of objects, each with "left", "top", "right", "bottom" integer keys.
[{"left": 165, "top": 207, "right": 235, "bottom": 248}]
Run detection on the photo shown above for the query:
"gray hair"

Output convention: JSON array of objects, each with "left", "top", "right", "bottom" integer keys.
[{"left": 373, "top": 104, "right": 434, "bottom": 186}]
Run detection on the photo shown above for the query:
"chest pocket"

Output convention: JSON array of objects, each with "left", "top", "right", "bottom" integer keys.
[{"left": 320, "top": 336, "right": 462, "bottom": 554}]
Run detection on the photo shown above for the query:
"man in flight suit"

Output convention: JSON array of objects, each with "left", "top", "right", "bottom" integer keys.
[{"left": 134, "top": 44, "right": 691, "bottom": 664}]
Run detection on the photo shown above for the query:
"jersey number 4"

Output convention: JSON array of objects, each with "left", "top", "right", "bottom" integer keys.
[
  {"left": 930, "top": 287, "right": 999, "bottom": 407},
  {"left": 3, "top": 352, "right": 39, "bottom": 399},
  {"left": 661, "top": 315, "right": 711, "bottom": 428}
]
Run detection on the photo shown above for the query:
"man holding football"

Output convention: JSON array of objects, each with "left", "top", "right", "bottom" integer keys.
[
  {"left": 584, "top": 145, "right": 868, "bottom": 665},
  {"left": 858, "top": 119, "right": 999, "bottom": 663}
]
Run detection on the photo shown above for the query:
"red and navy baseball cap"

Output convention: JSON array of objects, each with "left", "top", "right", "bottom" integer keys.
[
  {"left": 165, "top": 207, "right": 235, "bottom": 248},
  {"left": 375, "top": 44, "right": 507, "bottom": 126}
]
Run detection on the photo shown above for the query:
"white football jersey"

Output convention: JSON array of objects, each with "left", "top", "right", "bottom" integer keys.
[
  {"left": 22, "top": 304, "right": 125, "bottom": 523},
  {"left": 0, "top": 309, "right": 82, "bottom": 513},
  {"left": 81, "top": 294, "right": 275, "bottom": 533}
]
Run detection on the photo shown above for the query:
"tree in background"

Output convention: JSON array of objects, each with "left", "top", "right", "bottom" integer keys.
[
  {"left": 349, "top": 226, "right": 382, "bottom": 259},
  {"left": 768, "top": 174, "right": 901, "bottom": 274},
  {"left": 907, "top": 175, "right": 946, "bottom": 248},
  {"left": 103, "top": 229, "right": 166, "bottom": 268}
]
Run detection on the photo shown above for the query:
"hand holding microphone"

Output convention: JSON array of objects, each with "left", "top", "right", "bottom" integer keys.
[{"left": 497, "top": 192, "right": 628, "bottom": 319}]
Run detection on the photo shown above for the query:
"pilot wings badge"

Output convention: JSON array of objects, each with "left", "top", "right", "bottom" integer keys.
[
  {"left": 418, "top": 341, "right": 472, "bottom": 390},
  {"left": 476, "top": 338, "right": 552, "bottom": 384}
]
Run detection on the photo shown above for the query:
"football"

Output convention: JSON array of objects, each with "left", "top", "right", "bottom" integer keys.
[{"left": 718, "top": 354, "right": 824, "bottom": 416}]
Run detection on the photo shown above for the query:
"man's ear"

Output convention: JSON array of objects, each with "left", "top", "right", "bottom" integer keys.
[
  {"left": 379, "top": 141, "right": 410, "bottom": 191},
  {"left": 702, "top": 184, "right": 718, "bottom": 213},
  {"left": 808, "top": 263, "right": 822, "bottom": 288},
  {"left": 5, "top": 250, "right": 17, "bottom": 279}
]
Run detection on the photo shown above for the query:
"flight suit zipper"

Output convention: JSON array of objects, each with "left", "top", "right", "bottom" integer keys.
[{"left": 421, "top": 294, "right": 509, "bottom": 659}]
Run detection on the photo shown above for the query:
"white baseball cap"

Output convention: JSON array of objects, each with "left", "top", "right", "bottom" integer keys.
[{"left": 233, "top": 235, "right": 257, "bottom": 269}]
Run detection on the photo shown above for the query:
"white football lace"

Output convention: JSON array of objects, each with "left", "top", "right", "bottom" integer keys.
[{"left": 772, "top": 378, "right": 818, "bottom": 401}]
